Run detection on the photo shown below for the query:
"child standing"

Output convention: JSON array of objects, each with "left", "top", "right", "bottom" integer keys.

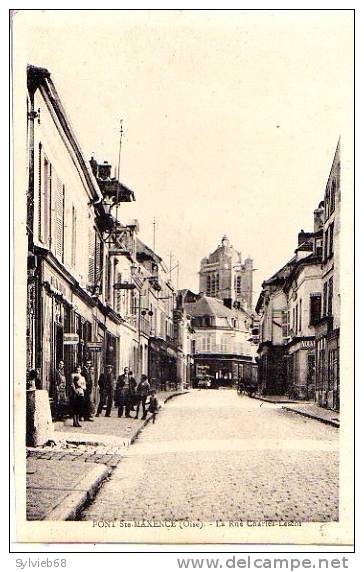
[{"left": 148, "top": 390, "right": 159, "bottom": 424}]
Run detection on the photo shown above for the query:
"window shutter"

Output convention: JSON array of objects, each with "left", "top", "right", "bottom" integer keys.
[
  {"left": 116, "top": 272, "right": 122, "bottom": 313},
  {"left": 88, "top": 228, "right": 95, "bottom": 288},
  {"left": 95, "top": 234, "right": 101, "bottom": 289},
  {"left": 282, "top": 310, "right": 289, "bottom": 338},
  {"left": 71, "top": 206, "right": 77, "bottom": 267},
  {"left": 54, "top": 177, "right": 65, "bottom": 261},
  {"left": 38, "top": 144, "right": 42, "bottom": 241}
]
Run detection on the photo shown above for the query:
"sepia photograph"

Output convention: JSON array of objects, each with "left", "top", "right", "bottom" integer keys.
[{"left": 11, "top": 9, "right": 354, "bottom": 546}]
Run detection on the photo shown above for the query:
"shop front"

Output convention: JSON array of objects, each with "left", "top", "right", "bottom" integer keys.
[
  {"left": 286, "top": 338, "right": 316, "bottom": 400},
  {"left": 148, "top": 337, "right": 178, "bottom": 389},
  {"left": 193, "top": 353, "right": 257, "bottom": 388},
  {"left": 315, "top": 317, "right": 340, "bottom": 411}
]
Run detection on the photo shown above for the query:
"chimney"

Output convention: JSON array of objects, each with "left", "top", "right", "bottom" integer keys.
[
  {"left": 98, "top": 161, "right": 112, "bottom": 180},
  {"left": 314, "top": 205, "right": 324, "bottom": 232},
  {"left": 89, "top": 156, "right": 98, "bottom": 178}
]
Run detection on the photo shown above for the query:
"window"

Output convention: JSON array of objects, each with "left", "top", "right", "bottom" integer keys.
[
  {"left": 324, "top": 228, "right": 329, "bottom": 260},
  {"left": 71, "top": 205, "right": 77, "bottom": 268},
  {"left": 328, "top": 222, "right": 334, "bottom": 258},
  {"left": 282, "top": 310, "right": 289, "bottom": 339},
  {"left": 191, "top": 340, "right": 196, "bottom": 355},
  {"left": 236, "top": 275, "right": 241, "bottom": 294},
  {"left": 211, "top": 274, "right": 216, "bottom": 295},
  {"left": 88, "top": 228, "right": 96, "bottom": 288},
  {"left": 310, "top": 294, "right": 321, "bottom": 325},
  {"left": 207, "top": 275, "right": 211, "bottom": 295},
  {"left": 325, "top": 187, "right": 330, "bottom": 220},
  {"left": 330, "top": 180, "right": 336, "bottom": 213},
  {"left": 315, "top": 238, "right": 323, "bottom": 258},
  {"left": 327, "top": 277, "right": 333, "bottom": 316},
  {"left": 299, "top": 299, "right": 302, "bottom": 333},
  {"left": 39, "top": 151, "right": 52, "bottom": 245},
  {"left": 54, "top": 178, "right": 65, "bottom": 262},
  {"left": 221, "top": 335, "right": 229, "bottom": 352},
  {"left": 95, "top": 234, "right": 103, "bottom": 292},
  {"left": 116, "top": 272, "right": 122, "bottom": 314},
  {"left": 323, "top": 282, "right": 328, "bottom": 317},
  {"left": 295, "top": 304, "right": 298, "bottom": 334},
  {"left": 38, "top": 144, "right": 42, "bottom": 240}
]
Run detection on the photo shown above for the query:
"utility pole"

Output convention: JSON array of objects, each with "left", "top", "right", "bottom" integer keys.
[
  {"left": 152, "top": 217, "right": 156, "bottom": 252},
  {"left": 115, "top": 119, "right": 123, "bottom": 221}
]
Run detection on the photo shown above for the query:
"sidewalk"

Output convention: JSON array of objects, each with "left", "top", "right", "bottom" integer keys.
[
  {"left": 26, "top": 390, "right": 188, "bottom": 520},
  {"left": 253, "top": 394, "right": 304, "bottom": 404},
  {"left": 251, "top": 394, "right": 340, "bottom": 427},
  {"left": 282, "top": 403, "right": 340, "bottom": 427}
]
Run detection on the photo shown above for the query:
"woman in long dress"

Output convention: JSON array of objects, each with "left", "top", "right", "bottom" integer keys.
[{"left": 70, "top": 365, "right": 87, "bottom": 427}]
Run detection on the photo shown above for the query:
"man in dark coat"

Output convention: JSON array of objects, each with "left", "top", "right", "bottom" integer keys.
[
  {"left": 96, "top": 364, "right": 115, "bottom": 417},
  {"left": 81, "top": 359, "right": 95, "bottom": 421},
  {"left": 135, "top": 374, "right": 151, "bottom": 420},
  {"left": 115, "top": 368, "right": 131, "bottom": 418},
  {"left": 128, "top": 370, "right": 137, "bottom": 410}
]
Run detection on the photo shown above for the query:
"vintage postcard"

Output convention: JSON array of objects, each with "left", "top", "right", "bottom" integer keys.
[{"left": 12, "top": 9, "right": 354, "bottom": 546}]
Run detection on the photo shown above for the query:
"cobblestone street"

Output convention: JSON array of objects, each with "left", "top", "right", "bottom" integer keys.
[{"left": 81, "top": 390, "right": 339, "bottom": 523}]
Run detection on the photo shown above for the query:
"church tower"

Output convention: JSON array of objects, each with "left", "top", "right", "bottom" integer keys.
[{"left": 199, "top": 236, "right": 253, "bottom": 311}]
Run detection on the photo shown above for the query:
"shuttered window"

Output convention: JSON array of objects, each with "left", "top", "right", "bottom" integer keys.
[
  {"left": 88, "top": 228, "right": 95, "bottom": 288},
  {"left": 281, "top": 310, "right": 289, "bottom": 338},
  {"left": 104, "top": 254, "right": 110, "bottom": 302},
  {"left": 116, "top": 272, "right": 122, "bottom": 314},
  {"left": 71, "top": 206, "right": 77, "bottom": 267},
  {"left": 38, "top": 144, "right": 42, "bottom": 240},
  {"left": 95, "top": 234, "right": 102, "bottom": 292},
  {"left": 54, "top": 177, "right": 65, "bottom": 262},
  {"left": 43, "top": 157, "right": 51, "bottom": 246},
  {"left": 38, "top": 147, "right": 52, "bottom": 246}
]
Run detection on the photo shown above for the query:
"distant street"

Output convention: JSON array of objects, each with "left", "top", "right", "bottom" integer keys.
[{"left": 81, "top": 390, "right": 339, "bottom": 523}]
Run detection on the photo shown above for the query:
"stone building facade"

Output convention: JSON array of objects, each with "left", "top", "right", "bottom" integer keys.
[
  {"left": 26, "top": 65, "right": 135, "bottom": 407},
  {"left": 182, "top": 294, "right": 257, "bottom": 387},
  {"left": 314, "top": 141, "right": 341, "bottom": 410},
  {"left": 255, "top": 141, "right": 341, "bottom": 410},
  {"left": 25, "top": 65, "right": 188, "bottom": 415}
]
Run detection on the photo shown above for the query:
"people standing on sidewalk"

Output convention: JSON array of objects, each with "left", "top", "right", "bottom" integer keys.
[
  {"left": 148, "top": 389, "right": 159, "bottom": 424},
  {"left": 54, "top": 360, "right": 68, "bottom": 421},
  {"left": 135, "top": 374, "right": 151, "bottom": 420},
  {"left": 115, "top": 369, "right": 132, "bottom": 418},
  {"left": 70, "top": 365, "right": 87, "bottom": 427},
  {"left": 128, "top": 370, "right": 137, "bottom": 411},
  {"left": 81, "top": 359, "right": 95, "bottom": 422},
  {"left": 96, "top": 364, "right": 115, "bottom": 417}
]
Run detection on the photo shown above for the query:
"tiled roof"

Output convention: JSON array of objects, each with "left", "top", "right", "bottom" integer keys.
[{"left": 184, "top": 296, "right": 236, "bottom": 318}]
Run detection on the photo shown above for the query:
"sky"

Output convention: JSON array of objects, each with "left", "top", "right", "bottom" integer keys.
[{"left": 16, "top": 10, "right": 353, "bottom": 303}]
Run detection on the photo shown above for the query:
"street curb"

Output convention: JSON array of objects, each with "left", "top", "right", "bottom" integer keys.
[
  {"left": 45, "top": 463, "right": 110, "bottom": 521},
  {"left": 251, "top": 395, "right": 305, "bottom": 405},
  {"left": 41, "top": 389, "right": 189, "bottom": 521},
  {"left": 281, "top": 406, "right": 340, "bottom": 428},
  {"left": 129, "top": 390, "right": 189, "bottom": 445}
]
